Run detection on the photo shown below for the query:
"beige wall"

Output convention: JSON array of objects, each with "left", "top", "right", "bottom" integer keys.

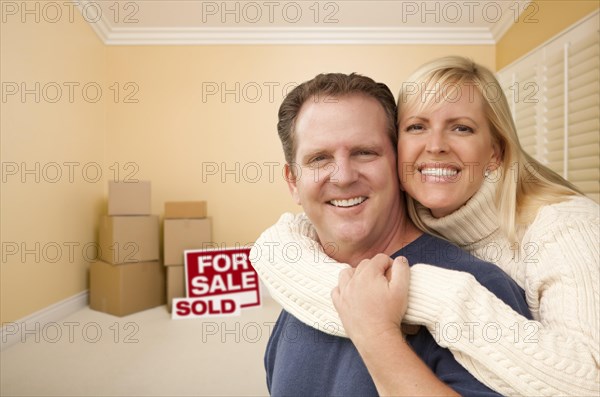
[
  {"left": 1, "top": 12, "right": 106, "bottom": 323},
  {"left": 497, "top": 0, "right": 599, "bottom": 69}
]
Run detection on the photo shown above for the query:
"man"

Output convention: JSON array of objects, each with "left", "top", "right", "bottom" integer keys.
[{"left": 260, "top": 73, "right": 530, "bottom": 396}]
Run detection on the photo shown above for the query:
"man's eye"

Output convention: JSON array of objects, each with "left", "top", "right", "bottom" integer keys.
[
  {"left": 308, "top": 155, "right": 327, "bottom": 165},
  {"left": 356, "top": 150, "right": 376, "bottom": 157}
]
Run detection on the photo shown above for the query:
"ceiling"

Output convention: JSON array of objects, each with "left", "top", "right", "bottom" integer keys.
[{"left": 79, "top": 0, "right": 531, "bottom": 45}]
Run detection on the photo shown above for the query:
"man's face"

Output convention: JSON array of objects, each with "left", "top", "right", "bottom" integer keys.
[{"left": 286, "top": 94, "right": 402, "bottom": 254}]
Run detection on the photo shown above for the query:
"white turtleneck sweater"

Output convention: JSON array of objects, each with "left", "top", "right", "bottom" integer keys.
[{"left": 250, "top": 180, "right": 600, "bottom": 396}]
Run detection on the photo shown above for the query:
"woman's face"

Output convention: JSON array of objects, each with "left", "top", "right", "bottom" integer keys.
[{"left": 398, "top": 88, "right": 501, "bottom": 218}]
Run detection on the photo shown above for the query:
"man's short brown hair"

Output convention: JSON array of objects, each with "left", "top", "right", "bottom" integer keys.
[{"left": 277, "top": 73, "right": 398, "bottom": 165}]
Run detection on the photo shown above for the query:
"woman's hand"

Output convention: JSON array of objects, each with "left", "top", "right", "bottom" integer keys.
[{"left": 331, "top": 254, "right": 411, "bottom": 344}]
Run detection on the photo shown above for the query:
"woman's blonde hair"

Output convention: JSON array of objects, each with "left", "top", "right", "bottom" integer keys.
[{"left": 399, "top": 56, "right": 581, "bottom": 241}]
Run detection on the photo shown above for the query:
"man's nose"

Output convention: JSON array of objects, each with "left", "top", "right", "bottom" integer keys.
[{"left": 329, "top": 157, "right": 359, "bottom": 186}]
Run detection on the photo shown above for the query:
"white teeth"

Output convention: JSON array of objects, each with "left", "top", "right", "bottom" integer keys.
[
  {"left": 330, "top": 197, "right": 367, "bottom": 208},
  {"left": 420, "top": 168, "right": 458, "bottom": 176}
]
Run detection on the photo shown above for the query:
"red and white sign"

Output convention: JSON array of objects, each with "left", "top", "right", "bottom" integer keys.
[{"left": 172, "top": 247, "right": 261, "bottom": 319}]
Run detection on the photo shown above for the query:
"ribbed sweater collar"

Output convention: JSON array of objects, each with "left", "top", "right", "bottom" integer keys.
[{"left": 415, "top": 173, "right": 500, "bottom": 247}]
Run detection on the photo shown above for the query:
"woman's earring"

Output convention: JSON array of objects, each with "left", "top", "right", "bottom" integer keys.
[{"left": 484, "top": 169, "right": 490, "bottom": 177}]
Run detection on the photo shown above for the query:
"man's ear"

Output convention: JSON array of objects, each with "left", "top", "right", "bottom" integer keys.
[{"left": 284, "top": 163, "right": 301, "bottom": 205}]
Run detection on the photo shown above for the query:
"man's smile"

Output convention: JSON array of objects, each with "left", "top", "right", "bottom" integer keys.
[{"left": 328, "top": 196, "right": 368, "bottom": 208}]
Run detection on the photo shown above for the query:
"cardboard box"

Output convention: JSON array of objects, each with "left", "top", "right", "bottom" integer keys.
[
  {"left": 90, "top": 260, "right": 166, "bottom": 317},
  {"left": 166, "top": 265, "right": 185, "bottom": 313},
  {"left": 163, "top": 218, "right": 212, "bottom": 266},
  {"left": 108, "top": 181, "right": 151, "bottom": 215},
  {"left": 164, "top": 201, "right": 207, "bottom": 219},
  {"left": 99, "top": 215, "right": 159, "bottom": 264}
]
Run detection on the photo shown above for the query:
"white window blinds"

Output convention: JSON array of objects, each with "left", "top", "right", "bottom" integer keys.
[{"left": 497, "top": 12, "right": 599, "bottom": 203}]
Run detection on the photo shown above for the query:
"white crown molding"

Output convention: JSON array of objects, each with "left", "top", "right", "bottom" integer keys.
[
  {"left": 76, "top": 0, "right": 499, "bottom": 45},
  {"left": 75, "top": 0, "right": 529, "bottom": 46},
  {"left": 99, "top": 26, "right": 495, "bottom": 45}
]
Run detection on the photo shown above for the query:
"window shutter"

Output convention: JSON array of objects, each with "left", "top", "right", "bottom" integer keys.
[
  {"left": 567, "top": 32, "right": 600, "bottom": 202},
  {"left": 542, "top": 47, "right": 565, "bottom": 176},
  {"left": 497, "top": 12, "right": 599, "bottom": 203},
  {"left": 497, "top": 56, "right": 540, "bottom": 159},
  {"left": 514, "top": 65, "right": 539, "bottom": 158}
]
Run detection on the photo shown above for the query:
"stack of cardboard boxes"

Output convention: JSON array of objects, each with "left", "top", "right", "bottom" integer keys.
[
  {"left": 163, "top": 201, "right": 211, "bottom": 312},
  {"left": 90, "top": 181, "right": 165, "bottom": 316}
]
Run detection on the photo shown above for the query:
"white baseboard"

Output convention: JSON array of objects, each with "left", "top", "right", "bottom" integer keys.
[{"left": 1, "top": 290, "right": 89, "bottom": 351}]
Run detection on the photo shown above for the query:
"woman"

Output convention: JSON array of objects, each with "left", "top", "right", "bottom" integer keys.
[{"left": 251, "top": 56, "right": 599, "bottom": 395}]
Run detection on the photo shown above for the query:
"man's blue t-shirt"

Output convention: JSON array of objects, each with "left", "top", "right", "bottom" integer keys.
[{"left": 265, "top": 233, "right": 532, "bottom": 396}]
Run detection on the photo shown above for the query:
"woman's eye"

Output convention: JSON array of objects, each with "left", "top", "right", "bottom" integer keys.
[
  {"left": 454, "top": 125, "right": 474, "bottom": 133},
  {"left": 405, "top": 124, "right": 424, "bottom": 132}
]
